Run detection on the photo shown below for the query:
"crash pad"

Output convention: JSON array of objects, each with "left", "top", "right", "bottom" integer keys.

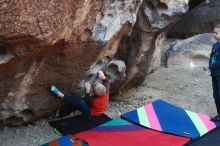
[
  {"left": 121, "top": 100, "right": 220, "bottom": 139},
  {"left": 74, "top": 118, "right": 190, "bottom": 146},
  {"left": 41, "top": 135, "right": 88, "bottom": 146},
  {"left": 187, "top": 127, "right": 220, "bottom": 146},
  {"left": 49, "top": 114, "right": 111, "bottom": 135}
]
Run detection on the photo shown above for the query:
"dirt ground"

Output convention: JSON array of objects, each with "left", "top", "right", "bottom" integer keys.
[{"left": 0, "top": 65, "right": 217, "bottom": 146}]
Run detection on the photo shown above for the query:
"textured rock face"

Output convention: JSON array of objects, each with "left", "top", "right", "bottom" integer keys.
[
  {"left": 168, "top": 0, "right": 220, "bottom": 38},
  {"left": 166, "top": 33, "right": 213, "bottom": 68},
  {"left": 0, "top": 0, "right": 142, "bottom": 126},
  {"left": 117, "top": 0, "right": 189, "bottom": 88},
  {"left": 135, "top": 0, "right": 189, "bottom": 32},
  {"left": 0, "top": 0, "right": 189, "bottom": 126}
]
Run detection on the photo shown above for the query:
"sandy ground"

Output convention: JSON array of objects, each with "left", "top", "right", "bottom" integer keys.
[{"left": 0, "top": 66, "right": 217, "bottom": 146}]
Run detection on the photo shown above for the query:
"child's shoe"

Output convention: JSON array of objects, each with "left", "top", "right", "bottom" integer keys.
[
  {"left": 50, "top": 84, "right": 64, "bottom": 98},
  {"left": 54, "top": 128, "right": 63, "bottom": 136}
]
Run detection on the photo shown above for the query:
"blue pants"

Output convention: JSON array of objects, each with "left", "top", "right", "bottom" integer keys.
[
  {"left": 212, "top": 77, "right": 220, "bottom": 115},
  {"left": 59, "top": 95, "right": 90, "bottom": 117}
]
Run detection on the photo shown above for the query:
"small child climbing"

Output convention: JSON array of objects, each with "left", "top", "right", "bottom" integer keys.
[
  {"left": 50, "top": 70, "right": 110, "bottom": 117},
  {"left": 203, "top": 26, "right": 220, "bottom": 121}
]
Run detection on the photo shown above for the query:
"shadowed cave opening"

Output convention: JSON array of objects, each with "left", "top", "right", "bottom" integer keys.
[{"left": 0, "top": 42, "right": 14, "bottom": 64}]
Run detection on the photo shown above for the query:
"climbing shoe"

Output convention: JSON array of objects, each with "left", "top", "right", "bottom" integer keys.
[{"left": 50, "top": 84, "right": 64, "bottom": 98}]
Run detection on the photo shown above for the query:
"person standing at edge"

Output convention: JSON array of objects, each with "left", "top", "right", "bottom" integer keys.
[
  {"left": 204, "top": 26, "right": 220, "bottom": 121},
  {"left": 50, "top": 70, "right": 110, "bottom": 117}
]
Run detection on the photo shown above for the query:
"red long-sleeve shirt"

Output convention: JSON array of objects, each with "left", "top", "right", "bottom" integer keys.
[
  {"left": 84, "top": 78, "right": 110, "bottom": 116},
  {"left": 90, "top": 92, "right": 109, "bottom": 116}
]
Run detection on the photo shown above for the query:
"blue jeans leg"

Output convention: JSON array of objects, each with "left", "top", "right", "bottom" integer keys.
[
  {"left": 62, "top": 95, "right": 90, "bottom": 116},
  {"left": 58, "top": 106, "right": 76, "bottom": 117}
]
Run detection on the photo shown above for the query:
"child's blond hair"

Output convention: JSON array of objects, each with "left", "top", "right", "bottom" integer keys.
[{"left": 94, "top": 83, "right": 106, "bottom": 96}]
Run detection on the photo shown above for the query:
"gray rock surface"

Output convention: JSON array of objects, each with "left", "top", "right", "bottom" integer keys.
[
  {"left": 168, "top": 0, "right": 220, "bottom": 38},
  {"left": 117, "top": 0, "right": 189, "bottom": 88},
  {"left": 166, "top": 33, "right": 213, "bottom": 68}
]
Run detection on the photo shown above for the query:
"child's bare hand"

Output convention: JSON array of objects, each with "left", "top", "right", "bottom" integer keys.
[{"left": 98, "top": 71, "right": 106, "bottom": 80}]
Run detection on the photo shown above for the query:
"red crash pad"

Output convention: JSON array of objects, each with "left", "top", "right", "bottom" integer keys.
[{"left": 74, "top": 118, "right": 190, "bottom": 146}]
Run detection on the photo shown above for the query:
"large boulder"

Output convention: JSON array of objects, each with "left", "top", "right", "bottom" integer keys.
[
  {"left": 168, "top": 0, "right": 220, "bottom": 38},
  {"left": 0, "top": 0, "right": 189, "bottom": 126},
  {"left": 0, "top": 0, "right": 142, "bottom": 126},
  {"left": 165, "top": 33, "right": 213, "bottom": 68}
]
